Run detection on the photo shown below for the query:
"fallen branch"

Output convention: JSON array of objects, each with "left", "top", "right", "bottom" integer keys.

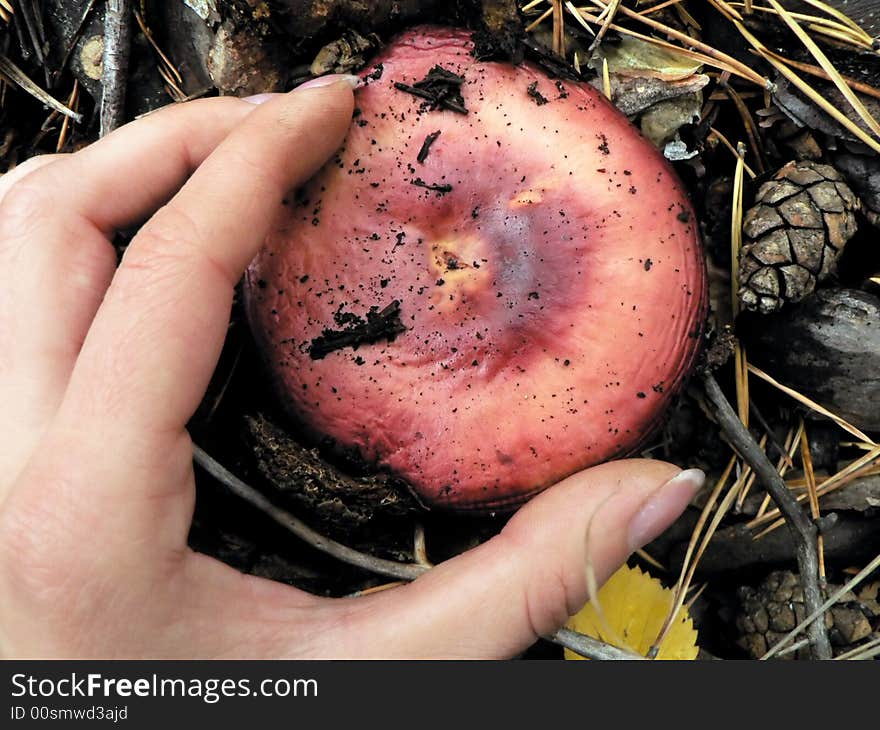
[
  {"left": 195, "top": 444, "right": 642, "bottom": 660},
  {"left": 100, "top": 0, "right": 133, "bottom": 136},
  {"left": 703, "top": 372, "right": 832, "bottom": 659},
  {"left": 192, "top": 444, "right": 428, "bottom": 582}
]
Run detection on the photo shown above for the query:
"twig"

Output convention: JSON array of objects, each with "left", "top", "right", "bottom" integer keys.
[
  {"left": 0, "top": 54, "right": 83, "bottom": 122},
  {"left": 100, "top": 0, "right": 134, "bottom": 136},
  {"left": 550, "top": 627, "right": 644, "bottom": 660},
  {"left": 703, "top": 373, "right": 832, "bottom": 660},
  {"left": 587, "top": 0, "right": 622, "bottom": 56},
  {"left": 192, "top": 444, "right": 428, "bottom": 582},
  {"left": 195, "top": 444, "right": 642, "bottom": 659}
]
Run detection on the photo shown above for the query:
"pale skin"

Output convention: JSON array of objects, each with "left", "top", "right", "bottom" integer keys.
[{"left": 0, "top": 79, "right": 704, "bottom": 658}]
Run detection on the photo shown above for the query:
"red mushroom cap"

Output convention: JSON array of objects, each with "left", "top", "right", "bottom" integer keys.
[{"left": 245, "top": 27, "right": 708, "bottom": 510}]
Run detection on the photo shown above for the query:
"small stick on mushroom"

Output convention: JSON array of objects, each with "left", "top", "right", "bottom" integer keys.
[{"left": 702, "top": 373, "right": 833, "bottom": 660}]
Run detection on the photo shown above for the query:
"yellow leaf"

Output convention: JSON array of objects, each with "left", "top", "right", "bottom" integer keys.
[{"left": 565, "top": 564, "right": 699, "bottom": 660}]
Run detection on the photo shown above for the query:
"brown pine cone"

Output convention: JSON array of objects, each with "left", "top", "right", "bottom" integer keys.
[
  {"left": 736, "top": 570, "right": 877, "bottom": 659},
  {"left": 738, "top": 161, "right": 860, "bottom": 314}
]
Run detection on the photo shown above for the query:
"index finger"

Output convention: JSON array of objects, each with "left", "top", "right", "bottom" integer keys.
[{"left": 58, "top": 79, "right": 356, "bottom": 453}]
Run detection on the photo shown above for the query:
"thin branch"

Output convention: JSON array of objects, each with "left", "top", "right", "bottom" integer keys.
[
  {"left": 703, "top": 373, "right": 832, "bottom": 660},
  {"left": 192, "top": 444, "right": 428, "bottom": 582},
  {"left": 550, "top": 627, "right": 645, "bottom": 660},
  {"left": 195, "top": 445, "right": 644, "bottom": 660},
  {"left": 100, "top": 0, "right": 134, "bottom": 136}
]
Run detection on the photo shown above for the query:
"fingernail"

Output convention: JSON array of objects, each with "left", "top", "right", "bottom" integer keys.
[
  {"left": 242, "top": 93, "right": 281, "bottom": 105},
  {"left": 296, "top": 74, "right": 361, "bottom": 91},
  {"left": 627, "top": 469, "right": 705, "bottom": 551}
]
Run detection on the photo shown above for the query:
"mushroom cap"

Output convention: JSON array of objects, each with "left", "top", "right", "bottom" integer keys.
[{"left": 245, "top": 27, "right": 707, "bottom": 510}]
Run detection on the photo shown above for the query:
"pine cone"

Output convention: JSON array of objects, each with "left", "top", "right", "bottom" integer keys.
[
  {"left": 736, "top": 570, "right": 877, "bottom": 659},
  {"left": 738, "top": 161, "right": 860, "bottom": 314}
]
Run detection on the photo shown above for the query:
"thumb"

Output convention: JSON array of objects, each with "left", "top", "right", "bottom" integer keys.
[{"left": 314, "top": 459, "right": 703, "bottom": 657}]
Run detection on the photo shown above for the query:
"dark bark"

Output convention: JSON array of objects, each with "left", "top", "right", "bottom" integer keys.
[
  {"left": 671, "top": 514, "right": 880, "bottom": 572},
  {"left": 740, "top": 289, "right": 880, "bottom": 431}
]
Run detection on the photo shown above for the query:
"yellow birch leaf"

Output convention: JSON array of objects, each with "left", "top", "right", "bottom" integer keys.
[{"left": 564, "top": 564, "right": 699, "bottom": 660}]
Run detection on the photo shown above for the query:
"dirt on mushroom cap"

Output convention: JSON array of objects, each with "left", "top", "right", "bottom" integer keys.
[{"left": 244, "top": 26, "right": 708, "bottom": 511}]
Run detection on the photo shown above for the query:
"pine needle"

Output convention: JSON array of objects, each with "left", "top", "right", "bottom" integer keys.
[
  {"left": 748, "top": 445, "right": 880, "bottom": 533},
  {"left": 723, "top": 82, "right": 768, "bottom": 172},
  {"left": 134, "top": 8, "right": 187, "bottom": 102},
  {"left": 587, "top": 0, "right": 622, "bottom": 55},
  {"left": 835, "top": 635, "right": 880, "bottom": 661},
  {"left": 732, "top": 20, "right": 880, "bottom": 154},
  {"left": 729, "top": 139, "right": 751, "bottom": 431},
  {"left": 767, "top": 0, "right": 880, "bottom": 140},
  {"left": 553, "top": 0, "right": 566, "bottom": 58},
  {"left": 648, "top": 456, "right": 736, "bottom": 658},
  {"left": 525, "top": 6, "right": 554, "bottom": 33},
  {"left": 751, "top": 422, "right": 802, "bottom": 516},
  {"left": 807, "top": 22, "right": 873, "bottom": 50},
  {"left": 635, "top": 548, "right": 666, "bottom": 571},
  {"left": 602, "top": 57, "right": 611, "bottom": 100},
  {"left": 56, "top": 80, "right": 79, "bottom": 153},
  {"left": 708, "top": 0, "right": 744, "bottom": 22},
  {"left": 759, "top": 49, "right": 880, "bottom": 102},
  {"left": 730, "top": 2, "right": 872, "bottom": 47},
  {"left": 747, "top": 363, "right": 876, "bottom": 445},
  {"left": 570, "top": 3, "right": 769, "bottom": 86},
  {"left": 0, "top": 54, "right": 83, "bottom": 122},
  {"left": 800, "top": 0, "right": 872, "bottom": 40},
  {"left": 637, "top": 0, "right": 685, "bottom": 15},
  {"left": 709, "top": 127, "right": 757, "bottom": 178}
]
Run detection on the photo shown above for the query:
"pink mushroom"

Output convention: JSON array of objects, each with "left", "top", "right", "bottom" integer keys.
[{"left": 245, "top": 27, "right": 707, "bottom": 510}]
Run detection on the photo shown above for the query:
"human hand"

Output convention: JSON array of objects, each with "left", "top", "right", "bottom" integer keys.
[{"left": 0, "top": 77, "right": 704, "bottom": 658}]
